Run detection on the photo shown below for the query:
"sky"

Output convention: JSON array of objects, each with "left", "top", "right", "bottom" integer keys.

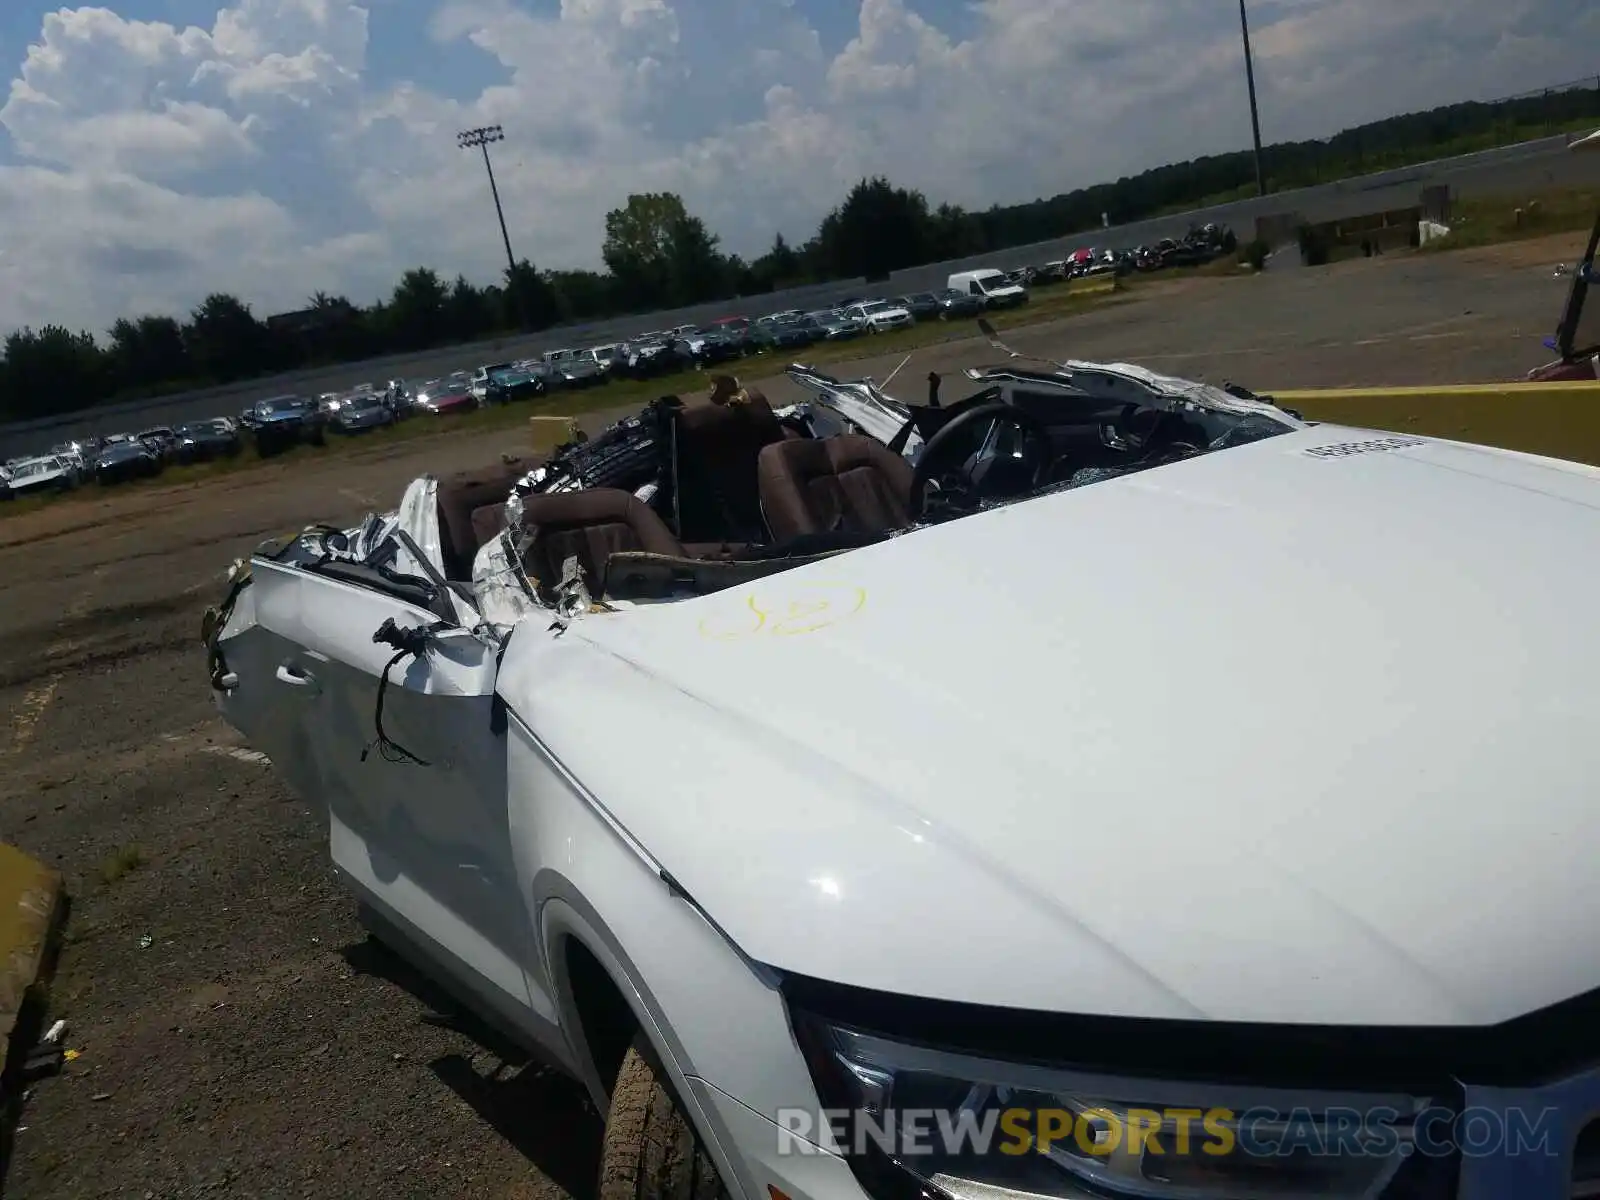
[{"left": 0, "top": 0, "right": 1596, "bottom": 336}]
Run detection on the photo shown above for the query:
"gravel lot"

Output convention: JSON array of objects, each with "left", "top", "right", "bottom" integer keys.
[{"left": 0, "top": 237, "right": 1581, "bottom": 1199}]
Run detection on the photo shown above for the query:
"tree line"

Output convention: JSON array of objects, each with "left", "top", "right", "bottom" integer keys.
[{"left": 5, "top": 79, "right": 1598, "bottom": 424}]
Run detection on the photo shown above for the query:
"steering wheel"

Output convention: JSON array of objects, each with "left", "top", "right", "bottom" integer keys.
[
  {"left": 1107, "top": 407, "right": 1204, "bottom": 465},
  {"left": 908, "top": 402, "right": 1054, "bottom": 520}
]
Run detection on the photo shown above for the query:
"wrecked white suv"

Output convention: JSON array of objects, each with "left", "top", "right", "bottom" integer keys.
[{"left": 204, "top": 342, "right": 1600, "bottom": 1200}]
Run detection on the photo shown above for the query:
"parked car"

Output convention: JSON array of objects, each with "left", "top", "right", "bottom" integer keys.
[
  {"left": 543, "top": 349, "right": 606, "bottom": 388},
  {"left": 948, "top": 268, "right": 1029, "bottom": 309},
  {"left": 248, "top": 395, "right": 327, "bottom": 456},
  {"left": 892, "top": 292, "right": 942, "bottom": 321},
  {"left": 331, "top": 393, "right": 398, "bottom": 434},
  {"left": 752, "top": 315, "right": 822, "bottom": 353},
  {"left": 756, "top": 309, "right": 803, "bottom": 326},
  {"left": 585, "top": 345, "right": 623, "bottom": 375},
  {"left": 934, "top": 288, "right": 986, "bottom": 319},
  {"left": 482, "top": 364, "right": 549, "bottom": 404},
  {"left": 673, "top": 328, "right": 740, "bottom": 367},
  {"left": 413, "top": 379, "right": 478, "bottom": 415},
  {"left": 5, "top": 454, "right": 79, "bottom": 496},
  {"left": 172, "top": 418, "right": 242, "bottom": 463},
  {"left": 135, "top": 426, "right": 179, "bottom": 460},
  {"left": 469, "top": 365, "right": 512, "bottom": 403},
  {"left": 618, "top": 337, "right": 691, "bottom": 379},
  {"left": 708, "top": 317, "right": 755, "bottom": 354},
  {"left": 49, "top": 440, "right": 96, "bottom": 473},
  {"left": 0, "top": 465, "right": 11, "bottom": 501},
  {"left": 805, "top": 309, "right": 865, "bottom": 340},
  {"left": 843, "top": 299, "right": 915, "bottom": 334},
  {"left": 94, "top": 438, "right": 165, "bottom": 483}
]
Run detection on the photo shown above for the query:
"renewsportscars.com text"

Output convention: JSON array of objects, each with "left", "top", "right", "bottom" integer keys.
[{"left": 774, "top": 1106, "right": 1562, "bottom": 1159}]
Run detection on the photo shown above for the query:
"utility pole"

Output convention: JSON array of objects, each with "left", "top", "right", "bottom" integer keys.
[
  {"left": 1238, "top": 0, "right": 1267, "bottom": 197},
  {"left": 457, "top": 124, "right": 525, "bottom": 327}
]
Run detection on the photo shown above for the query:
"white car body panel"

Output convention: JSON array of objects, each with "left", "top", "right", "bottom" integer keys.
[{"left": 495, "top": 426, "right": 1600, "bottom": 1028}]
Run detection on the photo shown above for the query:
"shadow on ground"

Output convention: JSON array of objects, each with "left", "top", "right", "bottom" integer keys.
[{"left": 341, "top": 934, "right": 604, "bottom": 1200}]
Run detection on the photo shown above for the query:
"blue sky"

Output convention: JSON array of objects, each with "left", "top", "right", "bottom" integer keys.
[{"left": 0, "top": 0, "right": 1595, "bottom": 335}]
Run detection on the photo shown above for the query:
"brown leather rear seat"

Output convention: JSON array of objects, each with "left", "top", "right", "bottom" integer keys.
[
  {"left": 517, "top": 489, "right": 686, "bottom": 596},
  {"left": 757, "top": 435, "right": 914, "bottom": 540},
  {"left": 671, "top": 396, "right": 786, "bottom": 543},
  {"left": 437, "top": 459, "right": 528, "bottom": 580}
]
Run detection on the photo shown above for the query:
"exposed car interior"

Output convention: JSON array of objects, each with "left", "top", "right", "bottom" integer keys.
[
  {"left": 255, "top": 359, "right": 1296, "bottom": 626},
  {"left": 409, "top": 367, "right": 1296, "bottom": 607}
]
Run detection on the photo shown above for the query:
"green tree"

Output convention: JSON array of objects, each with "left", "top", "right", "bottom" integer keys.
[
  {"left": 107, "top": 315, "right": 190, "bottom": 391},
  {"left": 545, "top": 269, "right": 614, "bottom": 323},
  {"left": 755, "top": 232, "right": 803, "bottom": 288},
  {"left": 602, "top": 192, "right": 727, "bottom": 308},
  {"left": 442, "top": 275, "right": 492, "bottom": 342},
  {"left": 184, "top": 294, "right": 267, "bottom": 382},
  {"left": 503, "top": 260, "right": 562, "bottom": 331},
  {"left": 387, "top": 268, "right": 449, "bottom": 348},
  {"left": 0, "top": 325, "right": 105, "bottom": 419},
  {"left": 816, "top": 178, "right": 934, "bottom": 280},
  {"left": 927, "top": 203, "right": 988, "bottom": 260}
]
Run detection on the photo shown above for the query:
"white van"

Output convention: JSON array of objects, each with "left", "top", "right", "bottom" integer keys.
[{"left": 947, "top": 268, "right": 1028, "bottom": 309}]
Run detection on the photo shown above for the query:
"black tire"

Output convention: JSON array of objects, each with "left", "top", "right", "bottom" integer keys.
[{"left": 599, "top": 1037, "right": 726, "bottom": 1200}]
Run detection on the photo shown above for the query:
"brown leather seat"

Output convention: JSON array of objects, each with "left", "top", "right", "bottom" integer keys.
[
  {"left": 437, "top": 459, "right": 528, "bottom": 580},
  {"left": 670, "top": 396, "right": 786, "bottom": 543},
  {"left": 756, "top": 435, "right": 915, "bottom": 541},
  {"left": 470, "top": 503, "right": 508, "bottom": 554},
  {"left": 517, "top": 489, "right": 686, "bottom": 595}
]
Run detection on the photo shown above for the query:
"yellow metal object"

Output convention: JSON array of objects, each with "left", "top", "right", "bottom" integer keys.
[
  {"left": 0, "top": 842, "right": 64, "bottom": 1081},
  {"left": 530, "top": 415, "right": 581, "bottom": 457},
  {"left": 1272, "top": 380, "right": 1600, "bottom": 401},
  {"left": 1270, "top": 380, "right": 1600, "bottom": 467},
  {"left": 1067, "top": 276, "right": 1121, "bottom": 297}
]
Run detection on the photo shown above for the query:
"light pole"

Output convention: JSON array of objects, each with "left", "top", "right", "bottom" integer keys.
[
  {"left": 1238, "top": 0, "right": 1266, "bottom": 197},
  {"left": 457, "top": 124, "right": 524, "bottom": 326}
]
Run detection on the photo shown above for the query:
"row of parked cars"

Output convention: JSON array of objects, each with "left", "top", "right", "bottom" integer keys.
[
  {"left": 0, "top": 419, "right": 246, "bottom": 499},
  {"left": 424, "top": 271, "right": 1041, "bottom": 410},
  {"left": 2, "top": 229, "right": 1239, "bottom": 502}
]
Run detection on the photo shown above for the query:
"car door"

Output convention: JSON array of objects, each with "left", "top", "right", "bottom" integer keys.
[{"left": 251, "top": 559, "right": 538, "bottom": 1026}]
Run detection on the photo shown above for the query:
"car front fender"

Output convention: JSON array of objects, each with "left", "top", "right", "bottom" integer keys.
[{"left": 504, "top": 715, "right": 820, "bottom": 1162}]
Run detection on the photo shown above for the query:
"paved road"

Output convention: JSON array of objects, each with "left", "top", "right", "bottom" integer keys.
[{"left": 4, "top": 131, "right": 1598, "bottom": 456}]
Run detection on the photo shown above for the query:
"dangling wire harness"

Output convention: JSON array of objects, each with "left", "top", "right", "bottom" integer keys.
[{"left": 361, "top": 617, "right": 450, "bottom": 766}]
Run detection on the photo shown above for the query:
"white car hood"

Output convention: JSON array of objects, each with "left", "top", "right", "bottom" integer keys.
[{"left": 507, "top": 427, "right": 1600, "bottom": 1027}]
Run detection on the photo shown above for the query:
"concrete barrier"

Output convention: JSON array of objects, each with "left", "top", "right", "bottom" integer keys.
[{"left": 1272, "top": 379, "right": 1600, "bottom": 467}]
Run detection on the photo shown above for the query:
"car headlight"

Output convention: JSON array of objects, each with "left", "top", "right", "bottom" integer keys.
[{"left": 789, "top": 1013, "right": 1452, "bottom": 1200}]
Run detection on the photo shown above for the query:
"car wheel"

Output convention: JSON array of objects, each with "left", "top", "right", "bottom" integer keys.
[{"left": 599, "top": 1037, "right": 726, "bottom": 1200}]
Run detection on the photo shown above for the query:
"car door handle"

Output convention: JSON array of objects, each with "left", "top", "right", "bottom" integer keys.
[{"left": 275, "top": 663, "right": 319, "bottom": 692}]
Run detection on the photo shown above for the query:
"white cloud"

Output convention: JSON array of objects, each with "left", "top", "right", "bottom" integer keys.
[{"left": 0, "top": 0, "right": 1597, "bottom": 336}]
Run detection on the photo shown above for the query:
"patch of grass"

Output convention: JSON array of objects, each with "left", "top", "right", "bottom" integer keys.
[
  {"left": 98, "top": 844, "right": 146, "bottom": 886},
  {"left": 1288, "top": 386, "right": 1600, "bottom": 468},
  {"left": 1421, "top": 187, "right": 1599, "bottom": 252}
]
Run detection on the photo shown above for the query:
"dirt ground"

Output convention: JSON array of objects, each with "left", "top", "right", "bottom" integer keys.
[{"left": 0, "top": 237, "right": 1582, "bottom": 1198}]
